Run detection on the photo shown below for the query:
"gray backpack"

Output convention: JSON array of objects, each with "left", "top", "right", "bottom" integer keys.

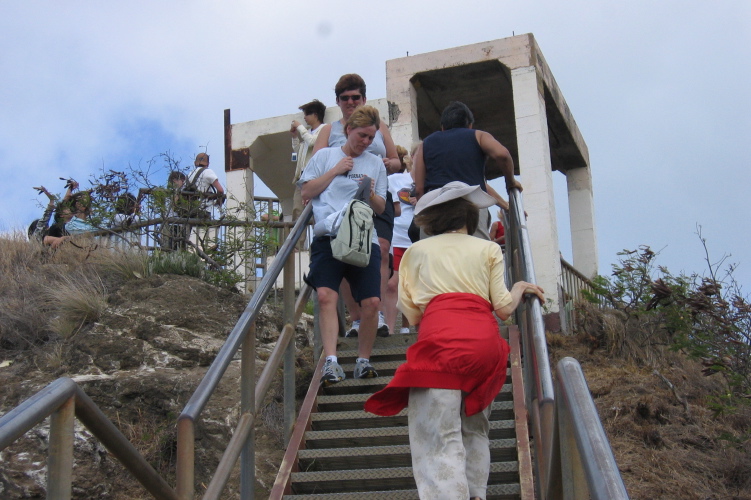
[{"left": 331, "top": 178, "right": 374, "bottom": 267}]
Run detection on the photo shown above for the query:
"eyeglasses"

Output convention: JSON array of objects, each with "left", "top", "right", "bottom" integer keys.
[{"left": 338, "top": 94, "right": 362, "bottom": 102}]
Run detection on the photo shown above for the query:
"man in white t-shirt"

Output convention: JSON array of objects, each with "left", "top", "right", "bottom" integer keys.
[
  {"left": 186, "top": 153, "right": 225, "bottom": 208},
  {"left": 185, "top": 153, "right": 225, "bottom": 250}
]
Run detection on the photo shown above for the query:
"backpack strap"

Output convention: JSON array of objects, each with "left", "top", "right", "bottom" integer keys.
[{"left": 185, "top": 167, "right": 207, "bottom": 192}]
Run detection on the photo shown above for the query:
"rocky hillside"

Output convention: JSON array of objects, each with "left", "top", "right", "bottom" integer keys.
[
  {"left": 0, "top": 235, "right": 749, "bottom": 499},
  {"left": 0, "top": 237, "right": 314, "bottom": 499}
]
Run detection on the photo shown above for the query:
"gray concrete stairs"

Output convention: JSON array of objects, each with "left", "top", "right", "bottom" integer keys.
[{"left": 278, "top": 331, "right": 528, "bottom": 499}]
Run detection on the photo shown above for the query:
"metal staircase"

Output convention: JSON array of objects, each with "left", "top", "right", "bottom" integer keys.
[{"left": 271, "top": 328, "right": 534, "bottom": 499}]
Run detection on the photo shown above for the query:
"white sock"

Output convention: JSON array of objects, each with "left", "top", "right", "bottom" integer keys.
[
  {"left": 356, "top": 357, "right": 369, "bottom": 364},
  {"left": 326, "top": 355, "right": 338, "bottom": 364}
]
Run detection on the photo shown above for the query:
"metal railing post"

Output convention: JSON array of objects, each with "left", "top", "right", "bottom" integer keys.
[
  {"left": 312, "top": 291, "right": 322, "bottom": 363},
  {"left": 176, "top": 418, "right": 195, "bottom": 500},
  {"left": 240, "top": 322, "right": 256, "bottom": 499},
  {"left": 47, "top": 396, "right": 75, "bottom": 500},
  {"left": 283, "top": 225, "right": 296, "bottom": 443}
]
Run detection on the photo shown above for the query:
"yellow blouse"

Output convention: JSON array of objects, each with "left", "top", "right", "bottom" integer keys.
[{"left": 398, "top": 231, "right": 512, "bottom": 325}]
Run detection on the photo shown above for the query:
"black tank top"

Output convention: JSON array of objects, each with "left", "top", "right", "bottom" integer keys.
[{"left": 423, "top": 128, "right": 487, "bottom": 192}]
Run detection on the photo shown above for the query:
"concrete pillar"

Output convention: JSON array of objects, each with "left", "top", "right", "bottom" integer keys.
[
  {"left": 226, "top": 167, "right": 256, "bottom": 291},
  {"left": 386, "top": 68, "right": 420, "bottom": 151},
  {"left": 511, "top": 66, "right": 562, "bottom": 322},
  {"left": 566, "top": 166, "right": 598, "bottom": 278}
]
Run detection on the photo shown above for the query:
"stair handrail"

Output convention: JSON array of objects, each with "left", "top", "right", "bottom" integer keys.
[
  {"left": 506, "top": 188, "right": 557, "bottom": 495},
  {"left": 0, "top": 378, "right": 179, "bottom": 500},
  {"left": 546, "top": 358, "right": 629, "bottom": 500},
  {"left": 176, "top": 202, "right": 314, "bottom": 499},
  {"left": 506, "top": 188, "right": 628, "bottom": 499}
]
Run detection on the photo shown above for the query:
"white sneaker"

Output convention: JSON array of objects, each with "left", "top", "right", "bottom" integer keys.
[
  {"left": 320, "top": 359, "right": 346, "bottom": 386},
  {"left": 377, "top": 312, "right": 389, "bottom": 337},
  {"left": 399, "top": 327, "right": 410, "bottom": 334},
  {"left": 346, "top": 319, "right": 360, "bottom": 338}
]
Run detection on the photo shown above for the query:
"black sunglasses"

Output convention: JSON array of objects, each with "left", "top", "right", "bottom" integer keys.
[{"left": 338, "top": 94, "right": 362, "bottom": 102}]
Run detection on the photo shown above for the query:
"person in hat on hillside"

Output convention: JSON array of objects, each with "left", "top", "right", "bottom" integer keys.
[{"left": 365, "top": 181, "right": 544, "bottom": 500}]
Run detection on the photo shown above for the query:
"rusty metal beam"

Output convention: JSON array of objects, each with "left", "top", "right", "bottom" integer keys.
[
  {"left": 509, "top": 326, "right": 535, "bottom": 500},
  {"left": 269, "top": 355, "right": 325, "bottom": 499}
]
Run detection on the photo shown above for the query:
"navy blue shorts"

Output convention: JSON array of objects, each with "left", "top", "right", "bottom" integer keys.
[{"left": 306, "top": 236, "right": 382, "bottom": 302}]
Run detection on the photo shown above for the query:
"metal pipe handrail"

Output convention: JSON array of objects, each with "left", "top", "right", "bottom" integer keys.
[
  {"left": 506, "top": 188, "right": 628, "bottom": 498},
  {"left": 176, "top": 202, "right": 313, "bottom": 498},
  {"left": 0, "top": 377, "right": 178, "bottom": 500},
  {"left": 547, "top": 358, "right": 630, "bottom": 500},
  {"left": 178, "top": 203, "right": 313, "bottom": 422},
  {"left": 508, "top": 188, "right": 555, "bottom": 401},
  {"left": 506, "top": 188, "right": 557, "bottom": 497}
]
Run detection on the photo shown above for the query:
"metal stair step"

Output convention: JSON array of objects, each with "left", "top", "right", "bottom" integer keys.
[
  {"left": 310, "top": 394, "right": 514, "bottom": 431},
  {"left": 298, "top": 439, "right": 519, "bottom": 471},
  {"left": 284, "top": 482, "right": 521, "bottom": 499},
  {"left": 289, "top": 461, "right": 520, "bottom": 495},
  {"left": 338, "top": 360, "right": 405, "bottom": 377},
  {"left": 304, "top": 420, "right": 516, "bottom": 449},
  {"left": 335, "top": 346, "right": 411, "bottom": 364},
  {"left": 317, "top": 387, "right": 513, "bottom": 413}
]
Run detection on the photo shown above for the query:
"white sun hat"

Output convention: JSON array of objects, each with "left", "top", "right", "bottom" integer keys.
[{"left": 414, "top": 181, "right": 497, "bottom": 215}]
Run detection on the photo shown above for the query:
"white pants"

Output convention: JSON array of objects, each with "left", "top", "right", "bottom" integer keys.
[{"left": 408, "top": 388, "right": 491, "bottom": 499}]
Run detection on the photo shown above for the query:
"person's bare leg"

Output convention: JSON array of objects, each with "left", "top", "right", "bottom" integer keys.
[
  {"left": 384, "top": 269, "right": 399, "bottom": 333},
  {"left": 340, "top": 278, "right": 360, "bottom": 323},
  {"left": 358, "top": 297, "right": 380, "bottom": 359},
  {"left": 316, "top": 287, "right": 340, "bottom": 357},
  {"left": 377, "top": 237, "right": 391, "bottom": 335}
]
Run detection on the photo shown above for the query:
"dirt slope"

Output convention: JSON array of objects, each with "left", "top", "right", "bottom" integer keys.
[{"left": 0, "top": 274, "right": 313, "bottom": 499}]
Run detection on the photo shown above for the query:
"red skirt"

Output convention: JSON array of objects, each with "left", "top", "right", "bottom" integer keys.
[{"left": 364, "top": 293, "right": 510, "bottom": 417}]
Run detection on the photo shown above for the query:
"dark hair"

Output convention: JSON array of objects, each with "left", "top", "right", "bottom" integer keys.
[
  {"left": 53, "top": 200, "right": 72, "bottom": 224},
  {"left": 115, "top": 193, "right": 137, "bottom": 215},
  {"left": 440, "top": 101, "right": 474, "bottom": 130},
  {"left": 299, "top": 99, "right": 326, "bottom": 123},
  {"left": 168, "top": 171, "right": 186, "bottom": 188},
  {"left": 414, "top": 197, "right": 479, "bottom": 236},
  {"left": 70, "top": 191, "right": 92, "bottom": 216},
  {"left": 335, "top": 73, "right": 366, "bottom": 99},
  {"left": 28, "top": 219, "right": 41, "bottom": 239}
]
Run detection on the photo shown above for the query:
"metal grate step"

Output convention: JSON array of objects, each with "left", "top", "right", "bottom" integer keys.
[
  {"left": 317, "top": 386, "right": 513, "bottom": 413},
  {"left": 298, "top": 438, "right": 519, "bottom": 471},
  {"left": 284, "top": 482, "right": 521, "bottom": 499},
  {"left": 304, "top": 419, "right": 516, "bottom": 449},
  {"left": 289, "top": 461, "right": 520, "bottom": 495}
]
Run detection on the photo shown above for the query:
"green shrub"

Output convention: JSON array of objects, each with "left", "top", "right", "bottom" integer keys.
[{"left": 580, "top": 237, "right": 751, "bottom": 410}]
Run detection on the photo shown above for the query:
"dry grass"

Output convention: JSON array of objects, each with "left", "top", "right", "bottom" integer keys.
[
  {"left": 45, "top": 272, "right": 107, "bottom": 338},
  {"left": 93, "top": 248, "right": 149, "bottom": 282},
  {"left": 557, "top": 304, "right": 751, "bottom": 500},
  {"left": 574, "top": 301, "right": 675, "bottom": 366},
  {"left": 0, "top": 232, "right": 128, "bottom": 349}
]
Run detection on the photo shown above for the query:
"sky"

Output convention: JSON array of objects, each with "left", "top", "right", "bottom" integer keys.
[{"left": 2, "top": 1, "right": 750, "bottom": 288}]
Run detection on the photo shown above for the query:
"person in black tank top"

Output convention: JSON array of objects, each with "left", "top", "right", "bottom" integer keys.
[{"left": 413, "top": 101, "right": 523, "bottom": 239}]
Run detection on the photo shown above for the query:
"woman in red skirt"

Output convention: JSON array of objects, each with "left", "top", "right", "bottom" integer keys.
[{"left": 365, "top": 181, "right": 544, "bottom": 500}]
